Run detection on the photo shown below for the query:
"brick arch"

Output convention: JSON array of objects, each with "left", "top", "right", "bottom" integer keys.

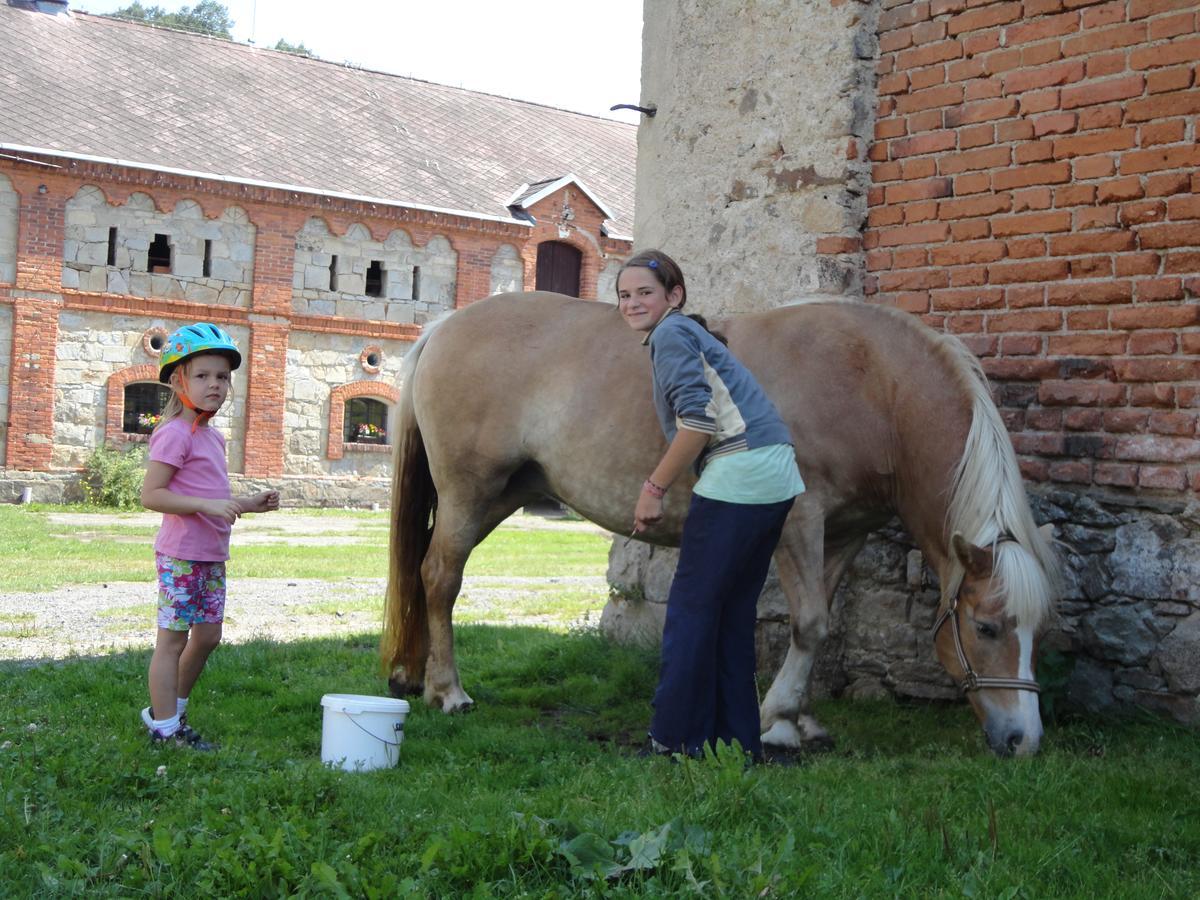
[
  {"left": 327, "top": 380, "right": 402, "bottom": 459},
  {"left": 105, "top": 364, "right": 161, "bottom": 445}
]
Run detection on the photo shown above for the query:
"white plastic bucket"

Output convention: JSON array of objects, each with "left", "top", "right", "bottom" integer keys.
[{"left": 320, "top": 694, "right": 410, "bottom": 771}]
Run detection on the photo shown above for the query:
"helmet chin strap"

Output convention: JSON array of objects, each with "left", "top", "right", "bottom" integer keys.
[{"left": 177, "top": 387, "right": 216, "bottom": 434}]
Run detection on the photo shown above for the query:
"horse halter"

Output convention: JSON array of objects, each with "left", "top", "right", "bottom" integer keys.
[{"left": 931, "top": 536, "right": 1041, "bottom": 695}]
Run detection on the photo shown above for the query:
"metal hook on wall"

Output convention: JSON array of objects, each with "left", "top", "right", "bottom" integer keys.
[{"left": 609, "top": 103, "right": 657, "bottom": 118}]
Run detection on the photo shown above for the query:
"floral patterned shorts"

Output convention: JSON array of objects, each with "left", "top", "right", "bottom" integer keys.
[{"left": 155, "top": 552, "right": 226, "bottom": 631}]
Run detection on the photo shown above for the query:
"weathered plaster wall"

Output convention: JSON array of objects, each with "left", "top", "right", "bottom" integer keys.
[
  {"left": 53, "top": 311, "right": 248, "bottom": 470},
  {"left": 283, "top": 329, "right": 406, "bottom": 476},
  {"left": 0, "top": 303, "right": 11, "bottom": 467},
  {"left": 635, "top": 0, "right": 876, "bottom": 314},
  {"left": 0, "top": 173, "right": 17, "bottom": 284},
  {"left": 489, "top": 244, "right": 525, "bottom": 295},
  {"left": 62, "top": 187, "right": 255, "bottom": 305}
]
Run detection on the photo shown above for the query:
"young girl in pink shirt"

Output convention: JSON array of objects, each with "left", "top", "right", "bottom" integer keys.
[{"left": 140, "top": 323, "right": 279, "bottom": 749}]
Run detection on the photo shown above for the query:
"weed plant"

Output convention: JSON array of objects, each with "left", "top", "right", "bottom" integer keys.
[{"left": 80, "top": 444, "right": 148, "bottom": 510}]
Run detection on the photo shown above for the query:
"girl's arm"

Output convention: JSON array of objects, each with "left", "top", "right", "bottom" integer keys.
[
  {"left": 633, "top": 428, "right": 708, "bottom": 534},
  {"left": 142, "top": 461, "right": 242, "bottom": 524}
]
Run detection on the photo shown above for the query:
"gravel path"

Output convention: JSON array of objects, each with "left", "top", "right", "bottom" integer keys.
[
  {"left": 0, "top": 575, "right": 610, "bottom": 665},
  {"left": 0, "top": 512, "right": 614, "bottom": 665}
]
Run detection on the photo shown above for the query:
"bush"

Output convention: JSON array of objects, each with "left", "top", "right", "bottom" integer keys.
[{"left": 80, "top": 442, "right": 147, "bottom": 509}]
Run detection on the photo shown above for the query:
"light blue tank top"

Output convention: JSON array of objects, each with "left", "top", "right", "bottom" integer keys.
[{"left": 692, "top": 443, "right": 805, "bottom": 505}]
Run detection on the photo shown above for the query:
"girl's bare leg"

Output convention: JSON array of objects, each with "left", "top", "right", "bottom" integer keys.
[
  {"left": 148, "top": 628, "right": 189, "bottom": 720},
  {"left": 177, "top": 622, "right": 222, "bottom": 701}
]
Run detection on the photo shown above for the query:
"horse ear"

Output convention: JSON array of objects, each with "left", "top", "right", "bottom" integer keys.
[{"left": 951, "top": 532, "right": 993, "bottom": 577}]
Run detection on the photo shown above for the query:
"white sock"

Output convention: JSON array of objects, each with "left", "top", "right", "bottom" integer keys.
[
  {"left": 177, "top": 697, "right": 189, "bottom": 716},
  {"left": 142, "top": 707, "right": 181, "bottom": 737}
]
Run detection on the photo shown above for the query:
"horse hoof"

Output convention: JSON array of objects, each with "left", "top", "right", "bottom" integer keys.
[{"left": 387, "top": 671, "right": 424, "bottom": 698}]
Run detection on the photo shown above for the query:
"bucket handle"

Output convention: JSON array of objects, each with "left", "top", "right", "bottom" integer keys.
[{"left": 346, "top": 714, "right": 404, "bottom": 748}]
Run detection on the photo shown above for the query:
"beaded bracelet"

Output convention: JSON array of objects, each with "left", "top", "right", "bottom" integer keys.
[{"left": 642, "top": 478, "right": 667, "bottom": 499}]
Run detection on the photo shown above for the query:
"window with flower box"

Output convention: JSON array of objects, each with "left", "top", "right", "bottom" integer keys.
[
  {"left": 123, "top": 382, "right": 171, "bottom": 434},
  {"left": 344, "top": 397, "right": 388, "bottom": 445}
]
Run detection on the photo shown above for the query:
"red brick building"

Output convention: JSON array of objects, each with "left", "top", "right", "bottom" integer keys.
[
  {"left": 0, "top": 2, "right": 634, "bottom": 503},
  {"left": 862, "top": 0, "right": 1199, "bottom": 496}
]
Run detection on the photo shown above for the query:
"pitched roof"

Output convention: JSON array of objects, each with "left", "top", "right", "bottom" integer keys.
[{"left": 0, "top": 5, "right": 637, "bottom": 233}]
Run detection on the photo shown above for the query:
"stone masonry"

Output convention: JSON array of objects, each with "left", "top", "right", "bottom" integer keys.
[
  {"left": 63, "top": 186, "right": 255, "bottom": 307},
  {"left": 53, "top": 311, "right": 249, "bottom": 471},
  {"left": 291, "top": 218, "right": 457, "bottom": 325},
  {"left": 603, "top": 0, "right": 1200, "bottom": 725},
  {"left": 284, "top": 328, "right": 408, "bottom": 477}
]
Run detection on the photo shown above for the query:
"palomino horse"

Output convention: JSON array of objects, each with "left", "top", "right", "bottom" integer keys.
[{"left": 380, "top": 292, "right": 1060, "bottom": 756}]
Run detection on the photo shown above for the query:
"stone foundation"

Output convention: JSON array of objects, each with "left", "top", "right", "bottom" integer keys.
[{"left": 602, "top": 485, "right": 1200, "bottom": 725}]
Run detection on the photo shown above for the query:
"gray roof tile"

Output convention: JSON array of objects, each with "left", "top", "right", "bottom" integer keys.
[{"left": 0, "top": 5, "right": 636, "bottom": 231}]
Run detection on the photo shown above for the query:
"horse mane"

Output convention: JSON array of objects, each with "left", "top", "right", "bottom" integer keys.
[{"left": 935, "top": 332, "right": 1061, "bottom": 628}]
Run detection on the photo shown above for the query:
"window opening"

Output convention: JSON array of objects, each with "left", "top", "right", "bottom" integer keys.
[
  {"left": 148, "top": 233, "right": 172, "bottom": 272},
  {"left": 202, "top": 240, "right": 212, "bottom": 277},
  {"left": 345, "top": 397, "right": 388, "bottom": 444},
  {"left": 329, "top": 255, "right": 338, "bottom": 291},
  {"left": 365, "top": 260, "right": 384, "bottom": 297},
  {"left": 106, "top": 227, "right": 117, "bottom": 266},
  {"left": 411, "top": 265, "right": 421, "bottom": 301},
  {"left": 123, "top": 382, "right": 172, "bottom": 434}
]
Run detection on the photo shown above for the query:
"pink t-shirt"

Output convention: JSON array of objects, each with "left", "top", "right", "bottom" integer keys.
[{"left": 149, "top": 418, "right": 233, "bottom": 562}]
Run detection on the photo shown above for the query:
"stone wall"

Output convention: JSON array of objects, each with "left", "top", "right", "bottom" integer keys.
[
  {"left": 62, "top": 187, "right": 255, "bottom": 306},
  {"left": 283, "top": 329, "right": 407, "bottom": 476},
  {"left": 489, "top": 244, "right": 525, "bottom": 295},
  {"left": 635, "top": 0, "right": 876, "bottom": 314},
  {"left": 291, "top": 219, "right": 457, "bottom": 324},
  {"left": 53, "top": 311, "right": 248, "bottom": 470},
  {"left": 0, "top": 302, "right": 10, "bottom": 467},
  {"left": 607, "top": 0, "right": 1200, "bottom": 725},
  {"left": 0, "top": 173, "right": 16, "bottom": 284}
]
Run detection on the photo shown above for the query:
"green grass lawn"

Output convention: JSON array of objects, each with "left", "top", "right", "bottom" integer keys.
[
  {"left": 2, "top": 630, "right": 1197, "bottom": 897},
  {"left": 1, "top": 506, "right": 1197, "bottom": 896},
  {"left": 0, "top": 505, "right": 613, "bottom": 592}
]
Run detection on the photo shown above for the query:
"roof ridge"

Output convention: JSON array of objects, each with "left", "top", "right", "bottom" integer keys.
[{"left": 72, "top": 9, "right": 638, "bottom": 128}]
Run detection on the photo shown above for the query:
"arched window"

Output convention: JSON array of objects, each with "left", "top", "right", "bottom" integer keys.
[
  {"left": 344, "top": 397, "right": 389, "bottom": 444},
  {"left": 124, "top": 383, "right": 171, "bottom": 434}
]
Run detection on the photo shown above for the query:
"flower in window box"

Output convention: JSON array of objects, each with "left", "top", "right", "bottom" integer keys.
[
  {"left": 138, "top": 412, "right": 162, "bottom": 432},
  {"left": 355, "top": 423, "right": 385, "bottom": 442}
]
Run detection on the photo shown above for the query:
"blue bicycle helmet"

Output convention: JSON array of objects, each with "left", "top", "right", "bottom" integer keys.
[{"left": 159, "top": 322, "right": 242, "bottom": 384}]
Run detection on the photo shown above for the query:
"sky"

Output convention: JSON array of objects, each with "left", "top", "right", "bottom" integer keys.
[{"left": 75, "top": 0, "right": 646, "bottom": 124}]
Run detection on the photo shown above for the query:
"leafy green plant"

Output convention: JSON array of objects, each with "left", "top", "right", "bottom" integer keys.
[{"left": 79, "top": 443, "right": 148, "bottom": 510}]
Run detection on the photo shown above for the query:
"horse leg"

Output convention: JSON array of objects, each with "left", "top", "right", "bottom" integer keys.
[
  {"left": 760, "top": 506, "right": 865, "bottom": 749},
  {"left": 420, "top": 481, "right": 538, "bottom": 713}
]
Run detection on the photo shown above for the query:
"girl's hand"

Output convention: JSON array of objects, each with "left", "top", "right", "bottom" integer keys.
[
  {"left": 633, "top": 491, "right": 664, "bottom": 534},
  {"left": 239, "top": 491, "right": 280, "bottom": 514},
  {"left": 205, "top": 499, "right": 242, "bottom": 524}
]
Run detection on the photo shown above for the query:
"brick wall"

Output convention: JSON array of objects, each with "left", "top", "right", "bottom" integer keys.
[
  {"left": 863, "top": 0, "right": 1200, "bottom": 493},
  {"left": 0, "top": 153, "right": 631, "bottom": 482}
]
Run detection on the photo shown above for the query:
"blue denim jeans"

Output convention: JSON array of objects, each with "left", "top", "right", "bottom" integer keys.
[{"left": 649, "top": 494, "right": 794, "bottom": 758}]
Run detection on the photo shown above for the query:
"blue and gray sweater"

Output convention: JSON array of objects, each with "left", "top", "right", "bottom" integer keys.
[{"left": 646, "top": 310, "right": 793, "bottom": 472}]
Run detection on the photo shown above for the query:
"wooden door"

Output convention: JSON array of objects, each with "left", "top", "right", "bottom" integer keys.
[{"left": 535, "top": 241, "right": 582, "bottom": 297}]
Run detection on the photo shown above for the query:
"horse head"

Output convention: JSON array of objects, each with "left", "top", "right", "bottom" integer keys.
[{"left": 935, "top": 531, "right": 1054, "bottom": 757}]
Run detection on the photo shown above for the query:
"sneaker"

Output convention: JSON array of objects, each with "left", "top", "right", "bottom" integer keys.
[
  {"left": 141, "top": 706, "right": 214, "bottom": 751},
  {"left": 151, "top": 724, "right": 215, "bottom": 751}
]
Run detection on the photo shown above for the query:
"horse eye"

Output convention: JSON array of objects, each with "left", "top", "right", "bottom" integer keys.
[{"left": 975, "top": 622, "right": 1000, "bottom": 640}]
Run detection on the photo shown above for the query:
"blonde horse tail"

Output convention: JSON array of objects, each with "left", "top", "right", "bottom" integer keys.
[{"left": 379, "top": 331, "right": 438, "bottom": 688}]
